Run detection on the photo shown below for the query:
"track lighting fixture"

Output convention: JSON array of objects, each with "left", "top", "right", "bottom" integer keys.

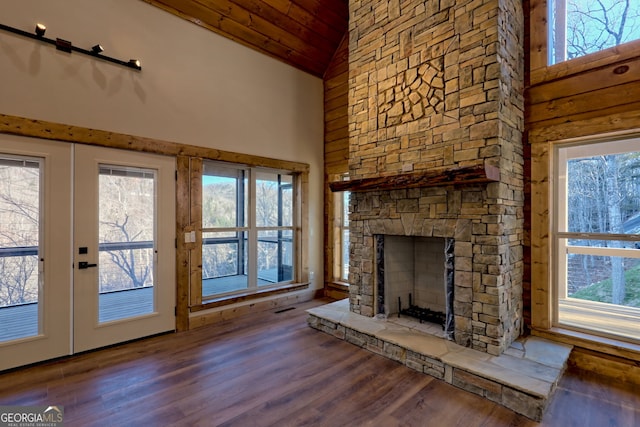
[{"left": 0, "top": 22, "right": 142, "bottom": 71}]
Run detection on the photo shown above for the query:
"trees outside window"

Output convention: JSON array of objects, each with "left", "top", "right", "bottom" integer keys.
[
  {"left": 555, "top": 137, "right": 640, "bottom": 341},
  {"left": 1, "top": 160, "right": 158, "bottom": 311},
  {"left": 98, "top": 166, "right": 155, "bottom": 293},
  {"left": 549, "top": 0, "right": 640, "bottom": 64},
  {"left": 0, "top": 157, "right": 40, "bottom": 308}
]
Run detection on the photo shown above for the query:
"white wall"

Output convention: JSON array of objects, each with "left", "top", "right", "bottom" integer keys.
[{"left": 0, "top": 1, "right": 325, "bottom": 291}]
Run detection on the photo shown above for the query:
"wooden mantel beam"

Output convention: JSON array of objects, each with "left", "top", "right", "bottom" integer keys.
[{"left": 329, "top": 164, "right": 500, "bottom": 192}]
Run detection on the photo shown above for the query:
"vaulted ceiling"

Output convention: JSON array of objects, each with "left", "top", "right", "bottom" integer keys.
[{"left": 144, "top": 0, "right": 349, "bottom": 77}]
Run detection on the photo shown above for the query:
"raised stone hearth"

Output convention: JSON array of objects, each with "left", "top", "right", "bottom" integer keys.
[{"left": 308, "top": 300, "right": 572, "bottom": 421}]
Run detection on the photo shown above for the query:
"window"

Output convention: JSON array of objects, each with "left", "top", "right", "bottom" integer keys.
[
  {"left": 548, "top": 0, "right": 640, "bottom": 64},
  {"left": 554, "top": 136, "right": 640, "bottom": 342},
  {"left": 333, "top": 190, "right": 350, "bottom": 283},
  {"left": 201, "top": 161, "right": 295, "bottom": 298}
]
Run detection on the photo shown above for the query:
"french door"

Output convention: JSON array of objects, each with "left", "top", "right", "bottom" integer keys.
[
  {"left": 0, "top": 136, "right": 175, "bottom": 370},
  {"left": 73, "top": 145, "right": 175, "bottom": 352}
]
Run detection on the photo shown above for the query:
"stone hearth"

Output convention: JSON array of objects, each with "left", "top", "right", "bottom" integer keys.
[{"left": 308, "top": 300, "right": 572, "bottom": 421}]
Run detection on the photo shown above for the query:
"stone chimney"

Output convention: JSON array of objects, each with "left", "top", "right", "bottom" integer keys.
[{"left": 342, "top": 0, "right": 525, "bottom": 355}]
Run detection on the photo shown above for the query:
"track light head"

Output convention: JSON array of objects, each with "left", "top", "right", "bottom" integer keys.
[
  {"left": 92, "top": 44, "right": 104, "bottom": 54},
  {"left": 128, "top": 59, "right": 141, "bottom": 69},
  {"left": 35, "top": 23, "right": 46, "bottom": 37}
]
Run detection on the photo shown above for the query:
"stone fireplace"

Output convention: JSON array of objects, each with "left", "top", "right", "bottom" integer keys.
[
  {"left": 335, "top": 0, "right": 525, "bottom": 356},
  {"left": 309, "top": 1, "right": 572, "bottom": 419}
]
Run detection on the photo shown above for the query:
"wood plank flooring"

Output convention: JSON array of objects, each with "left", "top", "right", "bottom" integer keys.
[{"left": 0, "top": 298, "right": 638, "bottom": 426}]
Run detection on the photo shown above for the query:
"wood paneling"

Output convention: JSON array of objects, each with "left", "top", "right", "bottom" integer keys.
[
  {"left": 176, "top": 155, "right": 191, "bottom": 332},
  {"left": 569, "top": 347, "right": 640, "bottom": 385},
  {"left": 188, "top": 288, "right": 317, "bottom": 328},
  {"left": 323, "top": 35, "right": 348, "bottom": 289},
  {"left": 527, "top": 59, "right": 640, "bottom": 125},
  {"left": 144, "top": 0, "right": 348, "bottom": 77},
  {"left": 188, "top": 157, "right": 203, "bottom": 308},
  {"left": 1, "top": 298, "right": 639, "bottom": 426}
]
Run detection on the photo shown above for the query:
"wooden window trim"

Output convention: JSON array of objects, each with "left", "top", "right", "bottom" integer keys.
[
  {"left": 531, "top": 326, "right": 640, "bottom": 364},
  {"left": 326, "top": 174, "right": 350, "bottom": 286},
  {"left": 189, "top": 158, "right": 307, "bottom": 308},
  {"left": 529, "top": 0, "right": 640, "bottom": 86},
  {"left": 0, "top": 113, "right": 310, "bottom": 332},
  {"left": 530, "top": 129, "right": 640, "bottom": 363}
]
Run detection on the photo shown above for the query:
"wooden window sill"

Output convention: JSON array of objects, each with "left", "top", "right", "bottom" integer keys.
[
  {"left": 191, "top": 283, "right": 309, "bottom": 312},
  {"left": 328, "top": 281, "right": 349, "bottom": 290},
  {"left": 531, "top": 325, "right": 640, "bottom": 363}
]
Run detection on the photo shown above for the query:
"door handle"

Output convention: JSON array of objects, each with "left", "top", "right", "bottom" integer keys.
[{"left": 78, "top": 261, "right": 98, "bottom": 269}]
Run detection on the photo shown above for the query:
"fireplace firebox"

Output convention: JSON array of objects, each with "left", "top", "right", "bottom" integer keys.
[{"left": 376, "top": 235, "right": 455, "bottom": 339}]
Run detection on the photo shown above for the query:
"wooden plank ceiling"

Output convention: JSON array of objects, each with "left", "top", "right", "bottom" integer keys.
[{"left": 143, "top": 0, "right": 349, "bottom": 77}]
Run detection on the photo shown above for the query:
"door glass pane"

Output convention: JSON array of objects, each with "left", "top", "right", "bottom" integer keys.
[
  {"left": 98, "top": 166, "right": 155, "bottom": 322},
  {"left": 258, "top": 229, "right": 293, "bottom": 286},
  {"left": 202, "top": 231, "right": 248, "bottom": 296},
  {"left": 0, "top": 156, "right": 41, "bottom": 342}
]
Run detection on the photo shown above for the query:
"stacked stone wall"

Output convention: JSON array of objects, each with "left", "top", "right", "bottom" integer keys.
[
  {"left": 349, "top": 184, "right": 524, "bottom": 354},
  {"left": 347, "top": 0, "right": 524, "bottom": 355}
]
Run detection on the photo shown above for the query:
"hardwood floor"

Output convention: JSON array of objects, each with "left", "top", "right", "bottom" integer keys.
[{"left": 0, "top": 298, "right": 638, "bottom": 426}]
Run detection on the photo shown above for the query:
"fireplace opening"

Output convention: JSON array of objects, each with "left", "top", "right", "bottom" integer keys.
[{"left": 376, "top": 235, "right": 454, "bottom": 339}]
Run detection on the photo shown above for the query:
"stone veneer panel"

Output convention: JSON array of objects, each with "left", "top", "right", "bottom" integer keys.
[
  {"left": 348, "top": 186, "right": 523, "bottom": 355},
  {"left": 348, "top": 0, "right": 524, "bottom": 180},
  {"left": 347, "top": 0, "right": 524, "bottom": 355}
]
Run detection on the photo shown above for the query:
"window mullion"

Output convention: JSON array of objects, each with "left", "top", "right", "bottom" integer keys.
[{"left": 248, "top": 168, "right": 258, "bottom": 289}]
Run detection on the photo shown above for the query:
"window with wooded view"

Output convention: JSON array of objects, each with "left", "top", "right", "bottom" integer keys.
[
  {"left": 0, "top": 157, "right": 158, "bottom": 339},
  {"left": 548, "top": 0, "right": 640, "bottom": 64},
  {"left": 201, "top": 161, "right": 295, "bottom": 298},
  {"left": 555, "top": 137, "right": 640, "bottom": 342},
  {"left": 335, "top": 190, "right": 350, "bottom": 283}
]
